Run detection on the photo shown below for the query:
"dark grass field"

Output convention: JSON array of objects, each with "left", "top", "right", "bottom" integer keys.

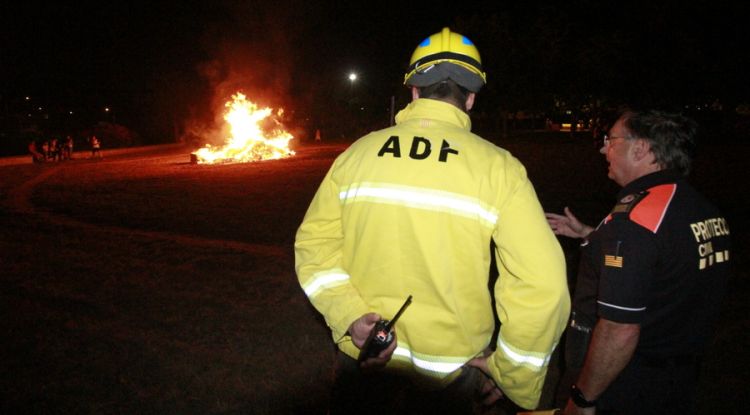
[{"left": 1, "top": 135, "right": 748, "bottom": 414}]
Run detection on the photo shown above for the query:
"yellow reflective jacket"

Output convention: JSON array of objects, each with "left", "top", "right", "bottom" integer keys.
[{"left": 295, "top": 98, "right": 570, "bottom": 409}]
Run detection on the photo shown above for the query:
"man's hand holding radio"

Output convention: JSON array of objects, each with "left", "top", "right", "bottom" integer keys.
[{"left": 349, "top": 313, "right": 398, "bottom": 370}]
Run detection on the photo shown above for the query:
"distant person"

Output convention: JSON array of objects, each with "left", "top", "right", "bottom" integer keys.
[
  {"left": 295, "top": 27, "right": 570, "bottom": 414},
  {"left": 314, "top": 128, "right": 321, "bottom": 141},
  {"left": 90, "top": 135, "right": 102, "bottom": 158},
  {"left": 546, "top": 110, "right": 731, "bottom": 415},
  {"left": 41, "top": 140, "right": 50, "bottom": 161},
  {"left": 62, "top": 135, "right": 74, "bottom": 160},
  {"left": 49, "top": 137, "right": 60, "bottom": 161},
  {"left": 28, "top": 140, "right": 44, "bottom": 163}
]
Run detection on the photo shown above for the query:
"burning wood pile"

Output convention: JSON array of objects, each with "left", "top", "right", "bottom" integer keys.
[{"left": 191, "top": 92, "right": 294, "bottom": 164}]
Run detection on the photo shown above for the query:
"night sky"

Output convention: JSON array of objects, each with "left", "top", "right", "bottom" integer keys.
[
  {"left": 2, "top": 1, "right": 749, "bottom": 142},
  {"left": 2, "top": 2, "right": 456, "bottom": 103}
]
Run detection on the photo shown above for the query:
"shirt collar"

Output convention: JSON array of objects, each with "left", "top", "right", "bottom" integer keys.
[{"left": 618, "top": 169, "right": 683, "bottom": 198}]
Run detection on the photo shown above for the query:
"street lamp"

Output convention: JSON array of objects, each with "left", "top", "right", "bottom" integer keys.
[
  {"left": 348, "top": 72, "right": 357, "bottom": 96},
  {"left": 349, "top": 72, "right": 357, "bottom": 102}
]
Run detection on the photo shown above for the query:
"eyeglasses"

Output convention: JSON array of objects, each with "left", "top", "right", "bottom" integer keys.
[{"left": 603, "top": 134, "right": 627, "bottom": 146}]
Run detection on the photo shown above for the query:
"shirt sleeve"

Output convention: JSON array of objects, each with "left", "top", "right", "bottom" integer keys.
[{"left": 597, "top": 218, "right": 658, "bottom": 324}]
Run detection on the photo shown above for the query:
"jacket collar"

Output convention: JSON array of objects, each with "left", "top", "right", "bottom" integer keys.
[
  {"left": 618, "top": 169, "right": 683, "bottom": 198},
  {"left": 394, "top": 98, "right": 472, "bottom": 131}
]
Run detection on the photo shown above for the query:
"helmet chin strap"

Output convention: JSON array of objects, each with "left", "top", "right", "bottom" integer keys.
[{"left": 406, "top": 62, "right": 485, "bottom": 93}]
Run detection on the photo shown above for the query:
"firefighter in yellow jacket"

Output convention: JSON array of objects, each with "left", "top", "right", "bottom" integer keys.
[{"left": 295, "top": 28, "right": 570, "bottom": 413}]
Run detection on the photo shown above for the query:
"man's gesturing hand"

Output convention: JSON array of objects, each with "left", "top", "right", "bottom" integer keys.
[{"left": 545, "top": 207, "right": 593, "bottom": 239}]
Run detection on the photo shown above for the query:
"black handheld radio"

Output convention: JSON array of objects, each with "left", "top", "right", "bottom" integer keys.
[{"left": 357, "top": 295, "right": 412, "bottom": 362}]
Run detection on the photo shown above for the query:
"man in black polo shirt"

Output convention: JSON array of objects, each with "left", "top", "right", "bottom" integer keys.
[{"left": 547, "top": 109, "right": 731, "bottom": 414}]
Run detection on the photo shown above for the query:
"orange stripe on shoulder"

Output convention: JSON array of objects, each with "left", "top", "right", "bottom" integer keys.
[{"left": 630, "top": 184, "right": 676, "bottom": 232}]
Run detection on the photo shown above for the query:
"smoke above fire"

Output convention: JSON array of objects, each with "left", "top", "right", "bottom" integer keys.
[
  {"left": 185, "top": 16, "right": 308, "bottom": 163},
  {"left": 184, "top": 0, "right": 325, "bottom": 159}
]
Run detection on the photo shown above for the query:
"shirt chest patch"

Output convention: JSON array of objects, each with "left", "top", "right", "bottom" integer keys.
[
  {"left": 604, "top": 254, "right": 623, "bottom": 268},
  {"left": 604, "top": 240, "right": 624, "bottom": 268}
]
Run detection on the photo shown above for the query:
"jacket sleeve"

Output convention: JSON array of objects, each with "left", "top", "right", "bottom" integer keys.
[
  {"left": 488, "top": 163, "right": 571, "bottom": 409},
  {"left": 294, "top": 165, "right": 369, "bottom": 343}
]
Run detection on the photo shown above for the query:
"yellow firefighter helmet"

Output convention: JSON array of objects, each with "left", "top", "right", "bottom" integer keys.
[{"left": 404, "top": 27, "right": 487, "bottom": 92}]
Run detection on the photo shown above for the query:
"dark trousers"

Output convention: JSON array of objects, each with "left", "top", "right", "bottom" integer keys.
[
  {"left": 555, "top": 327, "right": 701, "bottom": 415},
  {"left": 597, "top": 355, "right": 701, "bottom": 415},
  {"left": 329, "top": 352, "right": 520, "bottom": 415},
  {"left": 549, "top": 326, "right": 590, "bottom": 409}
]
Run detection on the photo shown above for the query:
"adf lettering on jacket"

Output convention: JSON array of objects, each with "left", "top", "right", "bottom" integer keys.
[{"left": 377, "top": 135, "right": 459, "bottom": 162}]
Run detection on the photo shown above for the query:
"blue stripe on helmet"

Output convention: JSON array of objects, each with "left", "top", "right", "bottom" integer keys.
[
  {"left": 462, "top": 36, "right": 474, "bottom": 45},
  {"left": 419, "top": 38, "right": 431, "bottom": 47}
]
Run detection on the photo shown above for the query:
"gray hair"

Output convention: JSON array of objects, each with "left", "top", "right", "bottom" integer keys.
[{"left": 619, "top": 110, "right": 698, "bottom": 176}]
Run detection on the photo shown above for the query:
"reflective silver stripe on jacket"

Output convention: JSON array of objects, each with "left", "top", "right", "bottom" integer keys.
[
  {"left": 392, "top": 344, "right": 471, "bottom": 377},
  {"left": 339, "top": 182, "right": 499, "bottom": 228},
  {"left": 496, "top": 333, "right": 552, "bottom": 371},
  {"left": 302, "top": 269, "right": 350, "bottom": 299}
]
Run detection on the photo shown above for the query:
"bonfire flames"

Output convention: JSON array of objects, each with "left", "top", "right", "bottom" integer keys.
[{"left": 192, "top": 92, "right": 295, "bottom": 164}]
